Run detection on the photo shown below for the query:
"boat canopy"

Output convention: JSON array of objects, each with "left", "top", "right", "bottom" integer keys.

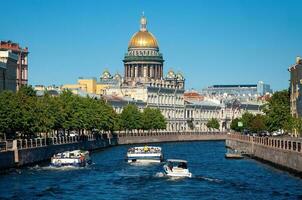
[{"left": 167, "top": 159, "right": 188, "bottom": 163}]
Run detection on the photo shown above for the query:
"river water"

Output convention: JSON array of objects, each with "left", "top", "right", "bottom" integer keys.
[{"left": 0, "top": 141, "right": 301, "bottom": 200}]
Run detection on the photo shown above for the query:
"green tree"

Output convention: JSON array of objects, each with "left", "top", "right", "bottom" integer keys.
[
  {"left": 241, "top": 112, "right": 254, "bottom": 131},
  {"left": 142, "top": 108, "right": 155, "bottom": 130},
  {"left": 120, "top": 104, "right": 142, "bottom": 131},
  {"left": 142, "top": 108, "right": 167, "bottom": 130},
  {"left": 249, "top": 114, "right": 267, "bottom": 133},
  {"left": 0, "top": 91, "right": 19, "bottom": 139},
  {"left": 153, "top": 109, "right": 167, "bottom": 129},
  {"left": 206, "top": 118, "right": 220, "bottom": 130},
  {"left": 230, "top": 118, "right": 243, "bottom": 132},
  {"left": 262, "top": 90, "right": 291, "bottom": 132}
]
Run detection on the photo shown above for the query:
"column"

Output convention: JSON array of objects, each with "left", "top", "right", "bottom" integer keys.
[
  {"left": 135, "top": 65, "right": 138, "bottom": 78},
  {"left": 131, "top": 65, "right": 135, "bottom": 78},
  {"left": 125, "top": 65, "right": 128, "bottom": 78},
  {"left": 150, "top": 66, "right": 154, "bottom": 79},
  {"left": 144, "top": 65, "right": 148, "bottom": 78},
  {"left": 160, "top": 65, "right": 163, "bottom": 78},
  {"left": 147, "top": 66, "right": 150, "bottom": 78}
]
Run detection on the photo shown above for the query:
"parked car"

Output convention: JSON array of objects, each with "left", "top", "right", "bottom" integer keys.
[
  {"left": 272, "top": 131, "right": 282, "bottom": 136},
  {"left": 259, "top": 131, "right": 270, "bottom": 137}
]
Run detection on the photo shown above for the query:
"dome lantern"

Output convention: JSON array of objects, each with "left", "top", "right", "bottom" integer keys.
[{"left": 140, "top": 14, "right": 147, "bottom": 32}]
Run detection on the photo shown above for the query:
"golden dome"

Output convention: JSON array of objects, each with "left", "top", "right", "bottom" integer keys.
[
  {"left": 128, "top": 31, "right": 158, "bottom": 49},
  {"left": 128, "top": 15, "right": 159, "bottom": 49}
]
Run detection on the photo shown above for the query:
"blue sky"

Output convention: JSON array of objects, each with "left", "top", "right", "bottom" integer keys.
[{"left": 1, "top": 0, "right": 301, "bottom": 91}]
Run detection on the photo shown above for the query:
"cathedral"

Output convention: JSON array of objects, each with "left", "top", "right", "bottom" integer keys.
[{"left": 105, "top": 15, "right": 186, "bottom": 131}]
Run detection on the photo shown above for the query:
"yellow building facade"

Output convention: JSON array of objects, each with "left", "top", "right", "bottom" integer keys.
[{"left": 62, "top": 70, "right": 122, "bottom": 95}]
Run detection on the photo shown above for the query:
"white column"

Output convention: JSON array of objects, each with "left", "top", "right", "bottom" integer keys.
[
  {"left": 135, "top": 65, "right": 138, "bottom": 77},
  {"left": 144, "top": 65, "right": 147, "bottom": 77},
  {"left": 150, "top": 66, "right": 154, "bottom": 79}
]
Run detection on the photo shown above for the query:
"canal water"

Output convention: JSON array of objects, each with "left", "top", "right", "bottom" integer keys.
[{"left": 0, "top": 141, "right": 302, "bottom": 200}]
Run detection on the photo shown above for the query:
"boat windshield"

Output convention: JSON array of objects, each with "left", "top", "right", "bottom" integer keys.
[
  {"left": 169, "top": 161, "right": 187, "bottom": 169},
  {"left": 178, "top": 162, "right": 187, "bottom": 169}
]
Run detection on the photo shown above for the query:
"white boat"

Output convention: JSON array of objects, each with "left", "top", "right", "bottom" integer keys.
[
  {"left": 51, "top": 150, "right": 91, "bottom": 167},
  {"left": 126, "top": 146, "right": 163, "bottom": 163},
  {"left": 163, "top": 159, "right": 192, "bottom": 178}
]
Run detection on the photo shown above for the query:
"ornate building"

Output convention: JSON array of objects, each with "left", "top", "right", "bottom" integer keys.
[
  {"left": 289, "top": 56, "right": 302, "bottom": 117},
  {"left": 61, "top": 69, "right": 122, "bottom": 95},
  {"left": 0, "top": 51, "right": 18, "bottom": 92},
  {"left": 0, "top": 41, "right": 29, "bottom": 90}
]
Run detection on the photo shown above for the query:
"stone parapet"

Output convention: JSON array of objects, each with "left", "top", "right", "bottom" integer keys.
[{"left": 226, "top": 133, "right": 302, "bottom": 174}]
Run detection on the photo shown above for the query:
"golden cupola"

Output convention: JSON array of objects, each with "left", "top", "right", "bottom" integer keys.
[{"left": 128, "top": 15, "right": 159, "bottom": 49}]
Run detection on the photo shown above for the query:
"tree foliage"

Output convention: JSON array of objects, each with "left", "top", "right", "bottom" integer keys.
[
  {"left": 119, "top": 105, "right": 166, "bottom": 131},
  {"left": 120, "top": 104, "right": 143, "bottom": 131},
  {"left": 230, "top": 90, "right": 293, "bottom": 133},
  {"left": 0, "top": 86, "right": 166, "bottom": 139},
  {"left": 206, "top": 118, "right": 220, "bottom": 130},
  {"left": 230, "top": 118, "right": 243, "bottom": 132},
  {"left": 262, "top": 90, "right": 291, "bottom": 132},
  {"left": 249, "top": 114, "right": 267, "bottom": 133},
  {"left": 230, "top": 112, "right": 267, "bottom": 133}
]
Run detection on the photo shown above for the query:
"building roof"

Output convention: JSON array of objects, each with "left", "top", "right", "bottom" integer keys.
[
  {"left": 210, "top": 84, "right": 257, "bottom": 88},
  {"left": 0, "top": 40, "right": 28, "bottom": 53}
]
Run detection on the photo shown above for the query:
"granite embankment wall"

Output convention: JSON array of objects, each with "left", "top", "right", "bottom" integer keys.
[
  {"left": 0, "top": 136, "right": 117, "bottom": 170},
  {"left": 0, "top": 151, "right": 15, "bottom": 170},
  {"left": 226, "top": 134, "right": 302, "bottom": 173},
  {"left": 117, "top": 131, "right": 227, "bottom": 144}
]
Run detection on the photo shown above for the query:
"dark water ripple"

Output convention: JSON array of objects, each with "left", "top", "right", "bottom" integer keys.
[{"left": 0, "top": 141, "right": 302, "bottom": 200}]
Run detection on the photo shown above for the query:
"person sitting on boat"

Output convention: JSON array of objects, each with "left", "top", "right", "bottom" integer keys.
[
  {"left": 79, "top": 154, "right": 85, "bottom": 163},
  {"left": 178, "top": 162, "right": 187, "bottom": 169},
  {"left": 144, "top": 145, "right": 149, "bottom": 152}
]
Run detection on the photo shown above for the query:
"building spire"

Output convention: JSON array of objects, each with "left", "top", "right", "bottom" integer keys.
[{"left": 140, "top": 12, "right": 147, "bottom": 31}]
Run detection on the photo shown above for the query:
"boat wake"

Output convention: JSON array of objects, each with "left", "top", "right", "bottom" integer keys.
[
  {"left": 28, "top": 165, "right": 89, "bottom": 171},
  {"left": 128, "top": 162, "right": 157, "bottom": 166},
  {"left": 155, "top": 172, "right": 165, "bottom": 177},
  {"left": 193, "top": 175, "right": 223, "bottom": 183}
]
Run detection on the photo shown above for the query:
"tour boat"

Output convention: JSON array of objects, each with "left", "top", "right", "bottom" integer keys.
[
  {"left": 51, "top": 150, "right": 91, "bottom": 167},
  {"left": 126, "top": 146, "right": 164, "bottom": 163},
  {"left": 163, "top": 159, "right": 192, "bottom": 178}
]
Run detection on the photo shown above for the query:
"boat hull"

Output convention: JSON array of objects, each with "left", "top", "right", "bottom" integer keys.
[
  {"left": 126, "top": 150, "right": 163, "bottom": 163},
  {"left": 127, "top": 158, "right": 162, "bottom": 163},
  {"left": 163, "top": 164, "right": 192, "bottom": 178}
]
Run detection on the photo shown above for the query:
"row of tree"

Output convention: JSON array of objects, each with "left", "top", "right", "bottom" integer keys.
[
  {"left": 230, "top": 90, "right": 302, "bottom": 135},
  {"left": 0, "top": 86, "right": 167, "bottom": 139}
]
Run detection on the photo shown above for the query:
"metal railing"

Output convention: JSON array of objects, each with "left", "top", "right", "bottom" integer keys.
[
  {"left": 0, "top": 134, "right": 99, "bottom": 151},
  {"left": 116, "top": 130, "right": 226, "bottom": 138}
]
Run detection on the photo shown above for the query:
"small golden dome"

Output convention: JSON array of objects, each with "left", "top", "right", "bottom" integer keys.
[{"left": 128, "top": 15, "right": 159, "bottom": 49}]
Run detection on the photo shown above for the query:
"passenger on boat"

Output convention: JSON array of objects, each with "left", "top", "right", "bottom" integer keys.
[{"left": 144, "top": 145, "right": 149, "bottom": 152}]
